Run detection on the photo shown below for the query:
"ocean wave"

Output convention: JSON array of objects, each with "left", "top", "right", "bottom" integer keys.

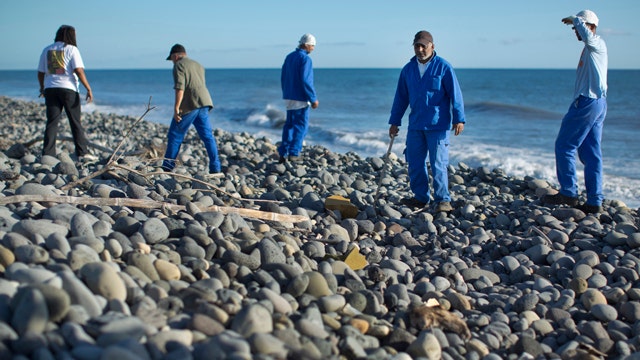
[
  {"left": 450, "top": 140, "right": 640, "bottom": 208},
  {"left": 466, "top": 101, "right": 561, "bottom": 120},
  {"left": 244, "top": 104, "right": 286, "bottom": 128}
]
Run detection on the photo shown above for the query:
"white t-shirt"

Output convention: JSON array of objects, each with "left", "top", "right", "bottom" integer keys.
[{"left": 38, "top": 41, "right": 85, "bottom": 92}]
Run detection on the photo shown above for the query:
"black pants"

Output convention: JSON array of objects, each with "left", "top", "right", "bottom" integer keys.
[{"left": 43, "top": 88, "right": 89, "bottom": 157}]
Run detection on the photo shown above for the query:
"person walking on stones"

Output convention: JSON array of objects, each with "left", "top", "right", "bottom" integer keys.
[
  {"left": 278, "top": 33, "right": 319, "bottom": 163},
  {"left": 162, "top": 44, "right": 221, "bottom": 174},
  {"left": 543, "top": 10, "right": 607, "bottom": 214},
  {"left": 388, "top": 30, "right": 466, "bottom": 213},
  {"left": 38, "top": 25, "right": 95, "bottom": 160}
]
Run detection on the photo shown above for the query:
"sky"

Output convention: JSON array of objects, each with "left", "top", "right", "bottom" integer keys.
[{"left": 1, "top": 0, "right": 638, "bottom": 70}]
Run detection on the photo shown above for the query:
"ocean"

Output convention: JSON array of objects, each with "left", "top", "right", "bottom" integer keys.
[{"left": 1, "top": 68, "right": 639, "bottom": 207}]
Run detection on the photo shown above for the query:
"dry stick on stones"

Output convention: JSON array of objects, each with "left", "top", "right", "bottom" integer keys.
[
  {"left": 0, "top": 194, "right": 309, "bottom": 223},
  {"left": 48, "top": 97, "right": 292, "bottom": 224},
  {"left": 23, "top": 136, "right": 114, "bottom": 153},
  {"left": 60, "top": 98, "right": 270, "bottom": 206},
  {"left": 373, "top": 134, "right": 396, "bottom": 212},
  {"left": 60, "top": 97, "right": 156, "bottom": 191},
  {"left": 112, "top": 163, "right": 279, "bottom": 204}
]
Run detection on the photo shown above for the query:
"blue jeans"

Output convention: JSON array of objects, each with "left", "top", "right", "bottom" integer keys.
[
  {"left": 405, "top": 130, "right": 450, "bottom": 204},
  {"left": 162, "top": 107, "right": 221, "bottom": 173},
  {"left": 278, "top": 107, "right": 309, "bottom": 157},
  {"left": 555, "top": 96, "right": 607, "bottom": 206}
]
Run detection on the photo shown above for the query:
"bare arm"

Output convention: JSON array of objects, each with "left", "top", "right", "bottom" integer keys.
[
  {"left": 37, "top": 71, "right": 45, "bottom": 97},
  {"left": 174, "top": 89, "right": 185, "bottom": 122},
  {"left": 73, "top": 67, "right": 93, "bottom": 103}
]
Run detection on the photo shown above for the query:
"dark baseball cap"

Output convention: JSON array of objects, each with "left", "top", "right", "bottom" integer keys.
[
  {"left": 166, "top": 44, "right": 186, "bottom": 60},
  {"left": 413, "top": 31, "right": 433, "bottom": 46}
]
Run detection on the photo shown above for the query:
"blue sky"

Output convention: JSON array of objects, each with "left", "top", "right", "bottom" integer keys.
[{"left": 1, "top": 0, "right": 638, "bottom": 70}]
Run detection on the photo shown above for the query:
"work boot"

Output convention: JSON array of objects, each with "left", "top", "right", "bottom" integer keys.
[
  {"left": 400, "top": 197, "right": 427, "bottom": 209},
  {"left": 543, "top": 193, "right": 579, "bottom": 207},
  {"left": 576, "top": 203, "right": 602, "bottom": 214},
  {"left": 435, "top": 201, "right": 453, "bottom": 212}
]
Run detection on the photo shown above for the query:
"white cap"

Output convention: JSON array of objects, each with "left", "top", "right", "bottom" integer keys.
[
  {"left": 299, "top": 33, "right": 316, "bottom": 46},
  {"left": 576, "top": 9, "right": 599, "bottom": 27}
]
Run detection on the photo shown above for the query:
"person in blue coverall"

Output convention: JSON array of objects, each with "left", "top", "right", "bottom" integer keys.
[
  {"left": 278, "top": 33, "right": 319, "bottom": 163},
  {"left": 543, "top": 10, "right": 607, "bottom": 214},
  {"left": 388, "top": 30, "right": 465, "bottom": 213}
]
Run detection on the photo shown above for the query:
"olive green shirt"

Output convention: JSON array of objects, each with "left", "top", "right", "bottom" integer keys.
[{"left": 173, "top": 56, "right": 213, "bottom": 114}]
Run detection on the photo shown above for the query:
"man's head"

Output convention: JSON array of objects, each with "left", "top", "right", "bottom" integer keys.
[
  {"left": 573, "top": 10, "right": 598, "bottom": 40},
  {"left": 576, "top": 10, "right": 599, "bottom": 27},
  {"left": 298, "top": 33, "right": 316, "bottom": 53},
  {"left": 413, "top": 31, "right": 434, "bottom": 63},
  {"left": 166, "top": 44, "right": 186, "bottom": 62}
]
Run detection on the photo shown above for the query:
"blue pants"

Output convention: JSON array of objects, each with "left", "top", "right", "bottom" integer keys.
[
  {"left": 278, "top": 107, "right": 309, "bottom": 157},
  {"left": 162, "top": 107, "right": 221, "bottom": 173},
  {"left": 405, "top": 130, "right": 450, "bottom": 204},
  {"left": 555, "top": 96, "right": 607, "bottom": 206}
]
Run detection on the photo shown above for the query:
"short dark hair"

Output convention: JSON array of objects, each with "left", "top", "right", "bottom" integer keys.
[{"left": 54, "top": 25, "right": 77, "bottom": 47}]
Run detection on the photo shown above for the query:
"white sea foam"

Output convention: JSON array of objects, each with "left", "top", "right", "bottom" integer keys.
[{"left": 449, "top": 139, "right": 640, "bottom": 208}]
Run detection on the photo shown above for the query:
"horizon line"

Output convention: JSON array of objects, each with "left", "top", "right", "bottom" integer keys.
[{"left": 1, "top": 67, "right": 639, "bottom": 71}]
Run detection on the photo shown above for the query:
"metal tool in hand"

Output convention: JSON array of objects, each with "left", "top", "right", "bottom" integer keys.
[{"left": 373, "top": 134, "right": 397, "bottom": 209}]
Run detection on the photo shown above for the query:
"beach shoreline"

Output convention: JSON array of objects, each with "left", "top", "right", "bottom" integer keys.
[{"left": 0, "top": 95, "right": 639, "bottom": 358}]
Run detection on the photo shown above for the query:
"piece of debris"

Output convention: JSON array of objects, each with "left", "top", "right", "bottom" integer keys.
[
  {"left": 325, "top": 194, "right": 358, "bottom": 218},
  {"left": 409, "top": 302, "right": 471, "bottom": 339}
]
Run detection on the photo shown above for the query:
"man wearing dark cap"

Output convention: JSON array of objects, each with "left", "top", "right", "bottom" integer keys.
[
  {"left": 162, "top": 44, "right": 221, "bottom": 174},
  {"left": 544, "top": 10, "right": 608, "bottom": 214},
  {"left": 388, "top": 30, "right": 466, "bottom": 213}
]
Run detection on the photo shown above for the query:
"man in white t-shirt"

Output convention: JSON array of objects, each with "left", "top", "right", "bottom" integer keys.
[{"left": 37, "top": 25, "right": 94, "bottom": 159}]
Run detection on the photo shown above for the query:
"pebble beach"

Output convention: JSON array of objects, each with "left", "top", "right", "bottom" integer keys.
[{"left": 0, "top": 95, "right": 639, "bottom": 359}]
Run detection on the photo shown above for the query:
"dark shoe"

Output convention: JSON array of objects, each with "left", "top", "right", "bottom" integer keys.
[
  {"left": 543, "top": 193, "right": 579, "bottom": 207},
  {"left": 278, "top": 156, "right": 287, "bottom": 164},
  {"left": 435, "top": 201, "right": 453, "bottom": 212},
  {"left": 288, "top": 155, "right": 302, "bottom": 162},
  {"left": 400, "top": 197, "right": 427, "bottom": 209},
  {"left": 576, "top": 203, "right": 602, "bottom": 214}
]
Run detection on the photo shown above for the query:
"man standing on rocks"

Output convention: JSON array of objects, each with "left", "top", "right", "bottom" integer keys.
[
  {"left": 278, "top": 33, "right": 319, "bottom": 164},
  {"left": 544, "top": 10, "right": 607, "bottom": 214},
  {"left": 388, "top": 30, "right": 466, "bottom": 213},
  {"left": 162, "top": 44, "right": 221, "bottom": 174}
]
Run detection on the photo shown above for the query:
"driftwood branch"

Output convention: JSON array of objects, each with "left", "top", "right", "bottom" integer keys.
[
  {"left": 112, "top": 163, "right": 277, "bottom": 204},
  {"left": 0, "top": 195, "right": 309, "bottom": 223},
  {"left": 56, "top": 97, "right": 274, "bottom": 215},
  {"left": 60, "top": 98, "right": 156, "bottom": 191},
  {"left": 23, "top": 136, "right": 114, "bottom": 153},
  {"left": 108, "top": 97, "right": 156, "bottom": 164}
]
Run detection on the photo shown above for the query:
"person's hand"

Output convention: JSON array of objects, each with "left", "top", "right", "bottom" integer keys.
[
  {"left": 452, "top": 123, "right": 464, "bottom": 136},
  {"left": 173, "top": 110, "right": 182, "bottom": 123},
  {"left": 311, "top": 100, "right": 319, "bottom": 109},
  {"left": 561, "top": 16, "right": 575, "bottom": 25},
  {"left": 389, "top": 124, "right": 399, "bottom": 138},
  {"left": 85, "top": 89, "right": 93, "bottom": 104}
]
